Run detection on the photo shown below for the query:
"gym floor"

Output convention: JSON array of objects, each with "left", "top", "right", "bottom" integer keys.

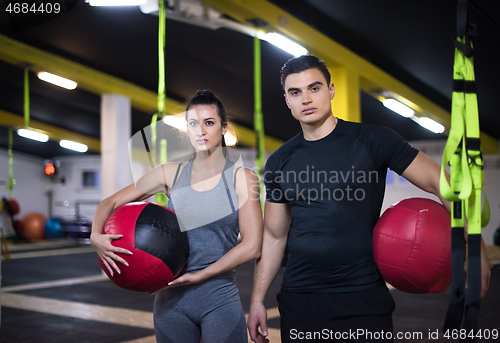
[{"left": 1, "top": 240, "right": 499, "bottom": 343}]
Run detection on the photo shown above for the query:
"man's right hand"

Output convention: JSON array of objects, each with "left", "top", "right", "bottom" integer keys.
[{"left": 247, "top": 302, "right": 270, "bottom": 343}]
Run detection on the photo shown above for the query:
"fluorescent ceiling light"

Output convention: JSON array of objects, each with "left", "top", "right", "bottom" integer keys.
[
  {"left": 162, "top": 115, "right": 188, "bottom": 132},
  {"left": 139, "top": 0, "right": 159, "bottom": 13},
  {"left": 382, "top": 99, "right": 414, "bottom": 118},
  {"left": 139, "top": 2, "right": 304, "bottom": 55},
  {"left": 86, "top": 0, "right": 146, "bottom": 6},
  {"left": 258, "top": 32, "right": 307, "bottom": 57},
  {"left": 60, "top": 140, "right": 88, "bottom": 153},
  {"left": 416, "top": 117, "right": 445, "bottom": 134},
  {"left": 17, "top": 129, "right": 49, "bottom": 142},
  {"left": 224, "top": 132, "right": 237, "bottom": 146},
  {"left": 37, "top": 72, "right": 77, "bottom": 90}
]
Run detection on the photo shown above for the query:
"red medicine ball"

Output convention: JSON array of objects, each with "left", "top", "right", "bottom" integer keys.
[
  {"left": 98, "top": 202, "right": 189, "bottom": 292},
  {"left": 373, "top": 198, "right": 451, "bottom": 294},
  {"left": 5, "top": 198, "right": 20, "bottom": 216}
]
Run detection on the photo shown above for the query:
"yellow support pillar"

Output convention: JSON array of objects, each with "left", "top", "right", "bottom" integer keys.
[{"left": 329, "top": 67, "right": 360, "bottom": 123}]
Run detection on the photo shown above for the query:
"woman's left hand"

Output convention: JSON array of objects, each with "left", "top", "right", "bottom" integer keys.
[{"left": 149, "top": 272, "right": 204, "bottom": 295}]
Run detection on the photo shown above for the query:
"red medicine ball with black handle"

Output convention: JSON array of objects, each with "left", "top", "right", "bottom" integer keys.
[{"left": 98, "top": 202, "right": 189, "bottom": 292}]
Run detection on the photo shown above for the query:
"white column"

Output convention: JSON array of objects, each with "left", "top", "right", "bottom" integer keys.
[
  {"left": 0, "top": 249, "right": 2, "bottom": 326},
  {"left": 100, "top": 94, "right": 133, "bottom": 199}
]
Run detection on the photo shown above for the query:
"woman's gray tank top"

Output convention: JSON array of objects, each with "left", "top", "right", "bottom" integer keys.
[{"left": 167, "top": 159, "right": 239, "bottom": 274}]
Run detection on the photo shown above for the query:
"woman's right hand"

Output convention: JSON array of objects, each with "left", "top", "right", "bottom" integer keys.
[{"left": 90, "top": 232, "right": 132, "bottom": 277}]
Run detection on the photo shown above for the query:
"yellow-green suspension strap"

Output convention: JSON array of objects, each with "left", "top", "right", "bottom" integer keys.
[
  {"left": 5, "top": 67, "right": 30, "bottom": 198},
  {"left": 24, "top": 67, "right": 30, "bottom": 128},
  {"left": 441, "top": 35, "right": 470, "bottom": 332},
  {"left": 151, "top": 0, "right": 167, "bottom": 207},
  {"left": 254, "top": 33, "right": 265, "bottom": 205},
  {"left": 441, "top": 0, "right": 490, "bottom": 337},
  {"left": 459, "top": 38, "right": 489, "bottom": 334},
  {"left": 5, "top": 130, "right": 16, "bottom": 198},
  {"left": 157, "top": 0, "right": 166, "bottom": 119}
]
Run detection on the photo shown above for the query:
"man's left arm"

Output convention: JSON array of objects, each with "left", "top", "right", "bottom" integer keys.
[{"left": 401, "top": 151, "right": 491, "bottom": 298}]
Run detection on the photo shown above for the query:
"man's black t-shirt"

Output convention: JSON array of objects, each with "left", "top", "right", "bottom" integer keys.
[{"left": 264, "top": 119, "right": 419, "bottom": 293}]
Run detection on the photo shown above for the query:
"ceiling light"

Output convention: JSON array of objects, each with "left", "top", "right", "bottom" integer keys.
[
  {"left": 382, "top": 99, "right": 414, "bottom": 118},
  {"left": 415, "top": 117, "right": 445, "bottom": 134},
  {"left": 37, "top": 72, "right": 77, "bottom": 90},
  {"left": 60, "top": 140, "right": 88, "bottom": 152},
  {"left": 258, "top": 32, "right": 307, "bottom": 57},
  {"left": 17, "top": 129, "right": 49, "bottom": 142},
  {"left": 162, "top": 115, "right": 187, "bottom": 132},
  {"left": 224, "top": 132, "right": 237, "bottom": 146},
  {"left": 86, "top": 0, "right": 147, "bottom": 6}
]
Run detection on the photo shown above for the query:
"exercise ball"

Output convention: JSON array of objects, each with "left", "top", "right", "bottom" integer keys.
[
  {"left": 45, "top": 217, "right": 66, "bottom": 239},
  {"left": 22, "top": 212, "right": 47, "bottom": 240},
  {"left": 373, "top": 198, "right": 451, "bottom": 294},
  {"left": 14, "top": 219, "right": 24, "bottom": 234},
  {"left": 6, "top": 198, "right": 20, "bottom": 216},
  {"left": 98, "top": 202, "right": 189, "bottom": 292}
]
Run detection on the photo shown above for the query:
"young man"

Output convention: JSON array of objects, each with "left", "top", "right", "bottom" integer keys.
[{"left": 247, "top": 55, "right": 490, "bottom": 343}]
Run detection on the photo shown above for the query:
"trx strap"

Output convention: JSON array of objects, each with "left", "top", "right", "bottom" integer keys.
[
  {"left": 24, "top": 67, "right": 29, "bottom": 129},
  {"left": 441, "top": 1, "right": 490, "bottom": 339},
  {"left": 254, "top": 33, "right": 265, "bottom": 207},
  {"left": 151, "top": 0, "right": 167, "bottom": 207},
  {"left": 5, "top": 130, "right": 16, "bottom": 198},
  {"left": 5, "top": 64, "right": 30, "bottom": 199},
  {"left": 156, "top": 137, "right": 167, "bottom": 206},
  {"left": 157, "top": 0, "right": 166, "bottom": 119},
  {"left": 5, "top": 66, "right": 30, "bottom": 198},
  {"left": 140, "top": 128, "right": 155, "bottom": 169}
]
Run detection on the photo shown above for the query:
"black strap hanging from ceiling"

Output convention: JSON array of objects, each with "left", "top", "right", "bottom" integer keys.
[
  {"left": 442, "top": 1, "right": 487, "bottom": 341},
  {"left": 454, "top": 0, "right": 476, "bottom": 57}
]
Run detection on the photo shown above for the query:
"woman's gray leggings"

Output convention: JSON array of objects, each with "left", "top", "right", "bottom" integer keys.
[{"left": 153, "top": 277, "right": 247, "bottom": 343}]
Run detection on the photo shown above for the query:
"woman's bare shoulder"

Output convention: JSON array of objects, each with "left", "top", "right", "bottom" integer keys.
[{"left": 159, "top": 162, "right": 188, "bottom": 185}]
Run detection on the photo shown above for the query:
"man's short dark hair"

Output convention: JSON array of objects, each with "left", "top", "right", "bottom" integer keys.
[{"left": 280, "top": 55, "right": 331, "bottom": 90}]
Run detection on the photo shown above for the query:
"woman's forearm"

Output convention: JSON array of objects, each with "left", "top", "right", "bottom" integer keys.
[
  {"left": 197, "top": 239, "right": 260, "bottom": 281},
  {"left": 91, "top": 197, "right": 116, "bottom": 237}
]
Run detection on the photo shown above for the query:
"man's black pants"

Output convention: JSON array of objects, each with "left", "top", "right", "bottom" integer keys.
[{"left": 277, "top": 284, "right": 395, "bottom": 343}]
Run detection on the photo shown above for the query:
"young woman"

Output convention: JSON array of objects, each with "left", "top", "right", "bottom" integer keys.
[{"left": 91, "top": 90, "right": 263, "bottom": 343}]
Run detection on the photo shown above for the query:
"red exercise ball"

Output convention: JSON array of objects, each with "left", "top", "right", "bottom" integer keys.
[
  {"left": 14, "top": 220, "right": 25, "bottom": 234},
  {"left": 22, "top": 212, "right": 47, "bottom": 240},
  {"left": 98, "top": 202, "right": 189, "bottom": 292},
  {"left": 6, "top": 198, "right": 20, "bottom": 216},
  {"left": 373, "top": 197, "right": 451, "bottom": 294}
]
